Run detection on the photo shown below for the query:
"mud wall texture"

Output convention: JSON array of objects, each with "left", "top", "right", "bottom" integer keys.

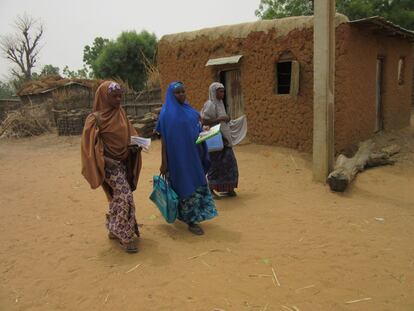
[
  {"left": 336, "top": 25, "right": 413, "bottom": 152},
  {"left": 158, "top": 24, "right": 412, "bottom": 153}
]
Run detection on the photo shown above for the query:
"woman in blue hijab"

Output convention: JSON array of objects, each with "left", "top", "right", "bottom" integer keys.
[{"left": 156, "top": 82, "right": 218, "bottom": 235}]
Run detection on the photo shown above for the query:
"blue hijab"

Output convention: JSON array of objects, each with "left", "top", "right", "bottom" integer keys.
[{"left": 156, "top": 82, "right": 210, "bottom": 198}]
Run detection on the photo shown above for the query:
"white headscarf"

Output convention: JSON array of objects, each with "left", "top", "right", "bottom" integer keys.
[{"left": 201, "top": 82, "right": 233, "bottom": 147}]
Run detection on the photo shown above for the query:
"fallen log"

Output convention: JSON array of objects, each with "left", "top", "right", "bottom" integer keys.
[{"left": 327, "top": 140, "right": 397, "bottom": 192}]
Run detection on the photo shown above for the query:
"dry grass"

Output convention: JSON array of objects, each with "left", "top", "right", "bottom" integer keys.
[
  {"left": 17, "top": 75, "right": 102, "bottom": 97},
  {"left": 0, "top": 106, "right": 51, "bottom": 138},
  {"left": 140, "top": 48, "right": 160, "bottom": 89}
]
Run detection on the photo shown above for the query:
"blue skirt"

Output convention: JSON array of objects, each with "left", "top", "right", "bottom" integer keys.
[{"left": 177, "top": 186, "right": 218, "bottom": 224}]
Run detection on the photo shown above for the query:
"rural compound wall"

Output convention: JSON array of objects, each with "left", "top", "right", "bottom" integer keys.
[{"left": 158, "top": 22, "right": 413, "bottom": 153}]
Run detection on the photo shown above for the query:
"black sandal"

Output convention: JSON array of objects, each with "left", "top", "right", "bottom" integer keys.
[
  {"left": 188, "top": 223, "right": 204, "bottom": 235},
  {"left": 211, "top": 190, "right": 221, "bottom": 200},
  {"left": 119, "top": 241, "right": 138, "bottom": 253},
  {"left": 227, "top": 190, "right": 237, "bottom": 197}
]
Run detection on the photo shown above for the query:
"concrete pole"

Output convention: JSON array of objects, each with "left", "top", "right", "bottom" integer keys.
[{"left": 313, "top": 0, "right": 335, "bottom": 182}]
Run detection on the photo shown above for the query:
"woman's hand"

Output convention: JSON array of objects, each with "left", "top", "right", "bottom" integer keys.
[
  {"left": 160, "top": 162, "right": 168, "bottom": 176},
  {"left": 219, "top": 115, "right": 230, "bottom": 123},
  {"left": 160, "top": 137, "right": 168, "bottom": 177}
]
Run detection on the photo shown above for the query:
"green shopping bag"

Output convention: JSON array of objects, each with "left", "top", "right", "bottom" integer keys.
[{"left": 149, "top": 175, "right": 179, "bottom": 223}]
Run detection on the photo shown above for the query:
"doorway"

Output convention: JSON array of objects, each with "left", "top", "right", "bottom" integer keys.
[
  {"left": 219, "top": 69, "right": 244, "bottom": 119},
  {"left": 375, "top": 58, "right": 384, "bottom": 132}
]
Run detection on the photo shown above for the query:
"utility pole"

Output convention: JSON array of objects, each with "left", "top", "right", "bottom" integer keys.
[{"left": 313, "top": 0, "right": 336, "bottom": 182}]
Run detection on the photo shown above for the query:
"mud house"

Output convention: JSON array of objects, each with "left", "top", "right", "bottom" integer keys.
[{"left": 158, "top": 14, "right": 414, "bottom": 153}]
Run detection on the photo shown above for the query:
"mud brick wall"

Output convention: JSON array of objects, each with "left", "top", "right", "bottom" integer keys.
[
  {"left": 336, "top": 25, "right": 413, "bottom": 152},
  {"left": 158, "top": 23, "right": 413, "bottom": 153}
]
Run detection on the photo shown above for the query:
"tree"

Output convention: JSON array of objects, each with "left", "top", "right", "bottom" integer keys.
[
  {"left": 255, "top": 0, "right": 313, "bottom": 19},
  {"left": 83, "top": 37, "right": 109, "bottom": 74},
  {"left": 40, "top": 64, "right": 60, "bottom": 76},
  {"left": 91, "top": 30, "right": 157, "bottom": 90},
  {"left": 0, "top": 14, "right": 44, "bottom": 80},
  {"left": 255, "top": 0, "right": 414, "bottom": 30},
  {"left": 0, "top": 81, "right": 15, "bottom": 99},
  {"left": 62, "top": 65, "right": 90, "bottom": 79}
]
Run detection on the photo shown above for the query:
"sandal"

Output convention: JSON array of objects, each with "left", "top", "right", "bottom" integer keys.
[
  {"left": 211, "top": 190, "right": 221, "bottom": 200},
  {"left": 188, "top": 223, "right": 204, "bottom": 236},
  {"left": 227, "top": 190, "right": 237, "bottom": 197},
  {"left": 119, "top": 241, "right": 138, "bottom": 253}
]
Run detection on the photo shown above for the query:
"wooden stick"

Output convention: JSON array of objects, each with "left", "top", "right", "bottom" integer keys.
[
  {"left": 248, "top": 274, "right": 273, "bottom": 278},
  {"left": 125, "top": 263, "right": 142, "bottom": 273},
  {"left": 200, "top": 260, "right": 211, "bottom": 269},
  {"left": 296, "top": 284, "right": 316, "bottom": 292},
  {"left": 272, "top": 267, "right": 281, "bottom": 286},
  {"left": 187, "top": 249, "right": 222, "bottom": 260},
  {"left": 345, "top": 297, "right": 372, "bottom": 304},
  {"left": 289, "top": 154, "right": 299, "bottom": 170}
]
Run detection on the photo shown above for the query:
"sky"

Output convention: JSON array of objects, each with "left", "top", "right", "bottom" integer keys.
[{"left": 0, "top": 0, "right": 261, "bottom": 80}]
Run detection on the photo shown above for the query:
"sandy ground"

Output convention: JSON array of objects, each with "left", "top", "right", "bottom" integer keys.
[{"left": 0, "top": 122, "right": 414, "bottom": 311}]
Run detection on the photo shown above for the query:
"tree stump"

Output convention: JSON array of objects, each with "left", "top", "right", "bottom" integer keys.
[{"left": 327, "top": 140, "right": 397, "bottom": 192}]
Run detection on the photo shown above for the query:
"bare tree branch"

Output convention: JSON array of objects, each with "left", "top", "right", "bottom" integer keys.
[{"left": 0, "top": 13, "right": 44, "bottom": 80}]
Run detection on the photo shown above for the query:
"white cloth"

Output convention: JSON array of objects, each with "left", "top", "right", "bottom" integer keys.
[
  {"left": 201, "top": 82, "right": 247, "bottom": 147},
  {"left": 229, "top": 115, "right": 247, "bottom": 146}
]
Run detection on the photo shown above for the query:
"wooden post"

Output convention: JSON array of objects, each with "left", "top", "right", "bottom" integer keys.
[{"left": 313, "top": 0, "right": 336, "bottom": 182}]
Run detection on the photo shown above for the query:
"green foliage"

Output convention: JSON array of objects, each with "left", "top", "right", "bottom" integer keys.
[
  {"left": 40, "top": 64, "right": 60, "bottom": 76},
  {"left": 0, "top": 81, "right": 15, "bottom": 99},
  {"left": 255, "top": 0, "right": 313, "bottom": 19},
  {"left": 85, "top": 30, "right": 157, "bottom": 91},
  {"left": 62, "top": 65, "right": 90, "bottom": 79},
  {"left": 256, "top": 0, "right": 414, "bottom": 30},
  {"left": 83, "top": 37, "right": 109, "bottom": 72}
]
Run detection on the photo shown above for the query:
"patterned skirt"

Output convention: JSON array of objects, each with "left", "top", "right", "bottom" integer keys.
[
  {"left": 177, "top": 186, "right": 218, "bottom": 224},
  {"left": 104, "top": 164, "right": 139, "bottom": 244},
  {"left": 207, "top": 146, "right": 239, "bottom": 192}
]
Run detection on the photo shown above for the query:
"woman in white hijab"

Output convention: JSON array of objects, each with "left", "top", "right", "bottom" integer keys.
[{"left": 200, "top": 82, "right": 239, "bottom": 198}]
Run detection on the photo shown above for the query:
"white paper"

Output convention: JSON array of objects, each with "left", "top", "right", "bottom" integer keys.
[{"left": 131, "top": 136, "right": 151, "bottom": 151}]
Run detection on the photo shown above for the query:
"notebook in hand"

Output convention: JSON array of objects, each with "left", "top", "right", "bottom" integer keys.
[{"left": 196, "top": 124, "right": 221, "bottom": 144}]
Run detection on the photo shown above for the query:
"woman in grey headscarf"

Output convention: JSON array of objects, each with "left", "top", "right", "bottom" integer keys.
[{"left": 201, "top": 82, "right": 239, "bottom": 198}]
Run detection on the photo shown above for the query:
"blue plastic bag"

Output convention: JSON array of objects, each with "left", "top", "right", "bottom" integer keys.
[
  {"left": 149, "top": 175, "right": 179, "bottom": 223},
  {"left": 206, "top": 133, "right": 224, "bottom": 152}
]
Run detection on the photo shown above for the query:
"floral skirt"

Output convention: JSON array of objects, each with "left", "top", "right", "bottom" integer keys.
[
  {"left": 104, "top": 164, "right": 139, "bottom": 243},
  {"left": 177, "top": 186, "right": 218, "bottom": 224}
]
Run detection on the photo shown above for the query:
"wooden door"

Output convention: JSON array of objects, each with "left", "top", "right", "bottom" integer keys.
[
  {"left": 222, "top": 69, "right": 244, "bottom": 119},
  {"left": 375, "top": 58, "right": 384, "bottom": 132}
]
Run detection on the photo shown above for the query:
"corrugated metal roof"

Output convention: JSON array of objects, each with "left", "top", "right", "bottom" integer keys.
[
  {"left": 205, "top": 55, "right": 243, "bottom": 67},
  {"left": 350, "top": 16, "right": 414, "bottom": 41}
]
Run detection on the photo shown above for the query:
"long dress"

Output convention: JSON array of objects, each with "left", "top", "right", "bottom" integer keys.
[
  {"left": 201, "top": 82, "right": 239, "bottom": 193},
  {"left": 81, "top": 81, "right": 141, "bottom": 244},
  {"left": 156, "top": 82, "right": 218, "bottom": 224}
]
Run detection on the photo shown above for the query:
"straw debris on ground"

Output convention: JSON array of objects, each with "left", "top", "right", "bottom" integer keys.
[{"left": 0, "top": 109, "right": 51, "bottom": 138}]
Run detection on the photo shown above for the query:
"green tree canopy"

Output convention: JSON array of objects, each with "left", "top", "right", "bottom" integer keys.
[
  {"left": 85, "top": 30, "right": 157, "bottom": 90},
  {"left": 62, "top": 65, "right": 90, "bottom": 79},
  {"left": 40, "top": 64, "right": 60, "bottom": 76},
  {"left": 83, "top": 37, "right": 109, "bottom": 72},
  {"left": 255, "top": 0, "right": 414, "bottom": 30}
]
